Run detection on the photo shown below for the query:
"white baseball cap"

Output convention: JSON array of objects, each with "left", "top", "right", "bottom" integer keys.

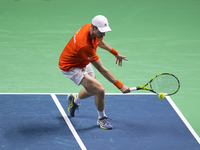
[{"left": 92, "top": 15, "right": 112, "bottom": 33}]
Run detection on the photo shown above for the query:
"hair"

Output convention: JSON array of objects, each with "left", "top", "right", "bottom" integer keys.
[{"left": 91, "top": 24, "right": 98, "bottom": 30}]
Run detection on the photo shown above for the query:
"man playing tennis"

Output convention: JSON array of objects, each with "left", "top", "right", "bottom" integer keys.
[{"left": 59, "top": 15, "right": 130, "bottom": 129}]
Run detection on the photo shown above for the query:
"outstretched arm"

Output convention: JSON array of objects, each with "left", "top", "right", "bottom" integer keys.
[
  {"left": 98, "top": 40, "right": 128, "bottom": 66},
  {"left": 91, "top": 59, "right": 130, "bottom": 93}
]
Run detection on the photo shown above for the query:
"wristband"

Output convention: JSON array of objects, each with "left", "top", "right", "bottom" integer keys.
[
  {"left": 114, "top": 80, "right": 124, "bottom": 89},
  {"left": 109, "top": 48, "right": 119, "bottom": 56}
]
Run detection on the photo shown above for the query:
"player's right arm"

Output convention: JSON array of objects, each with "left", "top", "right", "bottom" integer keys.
[{"left": 91, "top": 59, "right": 130, "bottom": 93}]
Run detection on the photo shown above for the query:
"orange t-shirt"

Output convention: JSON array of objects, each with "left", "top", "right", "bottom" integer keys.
[{"left": 59, "top": 23, "right": 102, "bottom": 71}]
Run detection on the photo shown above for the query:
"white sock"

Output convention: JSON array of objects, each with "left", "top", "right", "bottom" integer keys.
[
  {"left": 74, "top": 94, "right": 82, "bottom": 105},
  {"left": 97, "top": 110, "right": 107, "bottom": 119}
]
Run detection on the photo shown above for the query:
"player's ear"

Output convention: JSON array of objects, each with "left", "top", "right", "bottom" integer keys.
[{"left": 91, "top": 24, "right": 98, "bottom": 30}]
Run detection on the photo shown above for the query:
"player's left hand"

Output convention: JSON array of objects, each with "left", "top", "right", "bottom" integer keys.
[{"left": 115, "top": 54, "right": 128, "bottom": 66}]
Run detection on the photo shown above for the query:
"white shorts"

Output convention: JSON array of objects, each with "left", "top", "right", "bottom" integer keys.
[{"left": 61, "top": 63, "right": 95, "bottom": 86}]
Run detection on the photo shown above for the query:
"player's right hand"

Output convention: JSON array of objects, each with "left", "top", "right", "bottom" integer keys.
[{"left": 120, "top": 85, "right": 131, "bottom": 93}]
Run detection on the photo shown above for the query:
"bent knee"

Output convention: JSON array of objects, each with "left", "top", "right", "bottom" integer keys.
[{"left": 97, "top": 85, "right": 105, "bottom": 94}]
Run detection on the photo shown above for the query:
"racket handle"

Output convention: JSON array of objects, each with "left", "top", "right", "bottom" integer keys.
[{"left": 130, "top": 87, "right": 137, "bottom": 91}]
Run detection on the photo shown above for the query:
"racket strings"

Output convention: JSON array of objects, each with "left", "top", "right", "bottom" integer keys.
[{"left": 151, "top": 75, "right": 179, "bottom": 95}]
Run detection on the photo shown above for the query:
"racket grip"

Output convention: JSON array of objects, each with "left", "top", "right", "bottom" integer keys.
[{"left": 130, "top": 87, "right": 137, "bottom": 91}]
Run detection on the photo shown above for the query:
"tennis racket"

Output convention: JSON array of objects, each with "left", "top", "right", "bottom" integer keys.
[{"left": 130, "top": 73, "right": 180, "bottom": 96}]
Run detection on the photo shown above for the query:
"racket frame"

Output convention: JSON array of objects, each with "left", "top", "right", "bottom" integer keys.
[{"left": 130, "top": 73, "right": 180, "bottom": 96}]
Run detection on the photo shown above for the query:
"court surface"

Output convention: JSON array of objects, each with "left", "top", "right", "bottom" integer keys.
[
  {"left": 0, "top": 94, "right": 199, "bottom": 150},
  {"left": 1, "top": 0, "right": 200, "bottom": 139}
]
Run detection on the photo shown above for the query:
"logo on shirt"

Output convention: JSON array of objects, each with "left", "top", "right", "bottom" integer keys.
[
  {"left": 74, "top": 28, "right": 81, "bottom": 43},
  {"left": 88, "top": 57, "right": 94, "bottom": 60}
]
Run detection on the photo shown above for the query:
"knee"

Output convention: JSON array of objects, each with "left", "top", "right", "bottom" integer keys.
[{"left": 96, "top": 85, "right": 105, "bottom": 95}]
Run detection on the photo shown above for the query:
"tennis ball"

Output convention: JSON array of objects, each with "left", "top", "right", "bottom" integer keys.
[{"left": 158, "top": 93, "right": 165, "bottom": 99}]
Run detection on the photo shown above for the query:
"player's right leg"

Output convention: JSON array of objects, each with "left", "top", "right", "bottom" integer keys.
[
  {"left": 80, "top": 74, "right": 113, "bottom": 129},
  {"left": 80, "top": 73, "right": 105, "bottom": 111}
]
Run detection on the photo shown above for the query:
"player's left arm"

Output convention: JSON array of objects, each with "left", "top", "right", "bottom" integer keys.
[{"left": 98, "top": 40, "right": 128, "bottom": 66}]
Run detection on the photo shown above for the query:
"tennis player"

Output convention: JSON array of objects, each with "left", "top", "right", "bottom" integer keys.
[{"left": 59, "top": 15, "right": 130, "bottom": 129}]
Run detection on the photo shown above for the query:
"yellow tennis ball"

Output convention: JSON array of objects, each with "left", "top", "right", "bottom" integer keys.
[{"left": 158, "top": 93, "right": 165, "bottom": 99}]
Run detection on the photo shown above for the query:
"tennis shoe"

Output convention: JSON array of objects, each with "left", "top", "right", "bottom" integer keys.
[
  {"left": 97, "top": 116, "right": 113, "bottom": 130},
  {"left": 67, "top": 94, "right": 79, "bottom": 117}
]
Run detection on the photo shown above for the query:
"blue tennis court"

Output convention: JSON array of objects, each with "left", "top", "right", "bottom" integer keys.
[{"left": 0, "top": 94, "right": 199, "bottom": 150}]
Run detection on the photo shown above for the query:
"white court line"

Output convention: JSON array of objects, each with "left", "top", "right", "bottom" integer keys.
[
  {"left": 166, "top": 96, "right": 200, "bottom": 145},
  {"left": 0, "top": 92, "right": 155, "bottom": 95},
  {"left": 50, "top": 94, "right": 87, "bottom": 150}
]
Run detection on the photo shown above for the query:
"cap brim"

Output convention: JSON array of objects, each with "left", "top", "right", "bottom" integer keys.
[{"left": 98, "top": 26, "right": 112, "bottom": 33}]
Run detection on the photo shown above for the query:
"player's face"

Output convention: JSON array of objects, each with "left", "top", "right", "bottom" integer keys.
[{"left": 94, "top": 27, "right": 105, "bottom": 39}]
